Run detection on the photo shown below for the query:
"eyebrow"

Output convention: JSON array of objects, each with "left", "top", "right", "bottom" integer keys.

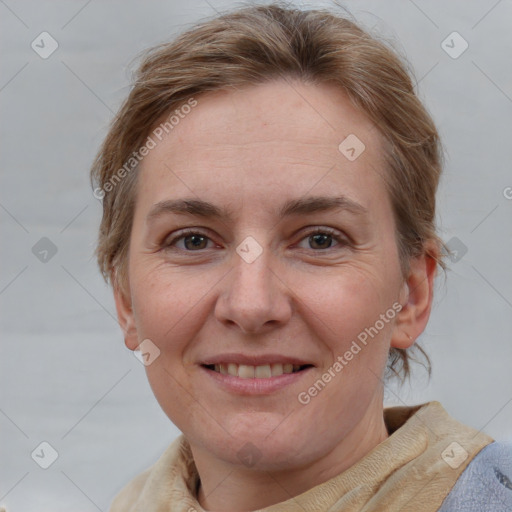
[{"left": 146, "top": 195, "right": 368, "bottom": 223}]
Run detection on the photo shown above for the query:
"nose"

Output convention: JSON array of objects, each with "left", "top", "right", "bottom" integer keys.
[{"left": 214, "top": 241, "right": 292, "bottom": 334}]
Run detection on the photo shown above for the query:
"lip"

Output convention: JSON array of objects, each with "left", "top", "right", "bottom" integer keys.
[
  {"left": 199, "top": 364, "right": 314, "bottom": 395},
  {"left": 199, "top": 353, "right": 314, "bottom": 366}
]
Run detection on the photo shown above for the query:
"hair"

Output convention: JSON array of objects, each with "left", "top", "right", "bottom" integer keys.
[{"left": 90, "top": 2, "right": 445, "bottom": 381}]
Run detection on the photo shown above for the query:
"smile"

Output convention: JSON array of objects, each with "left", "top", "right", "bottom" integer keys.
[{"left": 202, "top": 363, "right": 312, "bottom": 378}]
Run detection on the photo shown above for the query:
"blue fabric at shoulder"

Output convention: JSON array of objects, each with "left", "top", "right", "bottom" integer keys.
[{"left": 438, "top": 441, "right": 512, "bottom": 512}]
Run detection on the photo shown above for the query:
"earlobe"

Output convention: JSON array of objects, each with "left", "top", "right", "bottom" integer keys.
[
  {"left": 391, "top": 251, "right": 437, "bottom": 350},
  {"left": 113, "top": 278, "right": 139, "bottom": 351}
]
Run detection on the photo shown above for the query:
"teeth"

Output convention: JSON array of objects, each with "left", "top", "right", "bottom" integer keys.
[
  {"left": 212, "top": 363, "right": 306, "bottom": 378},
  {"left": 255, "top": 365, "right": 271, "bottom": 378},
  {"left": 238, "top": 365, "right": 255, "bottom": 379},
  {"left": 283, "top": 363, "right": 293, "bottom": 374},
  {"left": 271, "top": 363, "right": 284, "bottom": 376}
]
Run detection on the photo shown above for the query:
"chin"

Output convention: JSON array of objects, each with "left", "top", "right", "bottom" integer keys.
[{"left": 215, "top": 422, "right": 317, "bottom": 469}]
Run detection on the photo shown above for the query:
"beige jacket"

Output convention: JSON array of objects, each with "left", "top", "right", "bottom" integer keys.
[{"left": 110, "top": 401, "right": 493, "bottom": 511}]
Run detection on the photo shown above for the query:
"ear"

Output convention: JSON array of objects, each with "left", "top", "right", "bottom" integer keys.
[
  {"left": 112, "top": 271, "right": 139, "bottom": 351},
  {"left": 391, "top": 247, "right": 438, "bottom": 349}
]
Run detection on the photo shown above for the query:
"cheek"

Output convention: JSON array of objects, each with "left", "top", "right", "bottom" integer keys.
[
  {"left": 302, "top": 268, "right": 397, "bottom": 341},
  {"left": 132, "top": 282, "right": 180, "bottom": 339},
  {"left": 300, "top": 276, "right": 394, "bottom": 395},
  {"left": 129, "top": 264, "right": 218, "bottom": 355},
  {"left": 128, "top": 268, "right": 214, "bottom": 430},
  {"left": 297, "top": 267, "right": 399, "bottom": 402}
]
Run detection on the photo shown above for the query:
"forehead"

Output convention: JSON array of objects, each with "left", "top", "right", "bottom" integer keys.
[{"left": 136, "top": 79, "right": 388, "bottom": 213}]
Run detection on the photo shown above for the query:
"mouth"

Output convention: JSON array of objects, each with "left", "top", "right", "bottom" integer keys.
[{"left": 202, "top": 363, "right": 314, "bottom": 379}]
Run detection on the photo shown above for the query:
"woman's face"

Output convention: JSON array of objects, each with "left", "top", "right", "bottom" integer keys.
[{"left": 116, "top": 79, "right": 414, "bottom": 471}]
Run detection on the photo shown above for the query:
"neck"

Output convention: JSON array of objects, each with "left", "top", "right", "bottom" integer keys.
[{"left": 193, "top": 403, "right": 389, "bottom": 512}]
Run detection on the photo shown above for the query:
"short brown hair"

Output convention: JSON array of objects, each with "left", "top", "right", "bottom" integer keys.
[{"left": 90, "top": 2, "right": 444, "bottom": 380}]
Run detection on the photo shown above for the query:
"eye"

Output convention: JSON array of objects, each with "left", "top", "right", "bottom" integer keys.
[
  {"left": 161, "top": 227, "right": 349, "bottom": 253},
  {"left": 296, "top": 227, "right": 348, "bottom": 251},
  {"left": 162, "top": 229, "right": 215, "bottom": 251}
]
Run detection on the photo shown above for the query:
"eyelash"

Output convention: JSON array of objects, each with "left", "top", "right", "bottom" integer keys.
[{"left": 162, "top": 227, "right": 349, "bottom": 253}]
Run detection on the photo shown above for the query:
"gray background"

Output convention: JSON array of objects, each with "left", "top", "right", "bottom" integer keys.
[{"left": 1, "top": 0, "right": 511, "bottom": 510}]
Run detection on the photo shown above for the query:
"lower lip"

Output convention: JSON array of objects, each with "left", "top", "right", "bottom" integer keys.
[{"left": 199, "top": 365, "right": 313, "bottom": 395}]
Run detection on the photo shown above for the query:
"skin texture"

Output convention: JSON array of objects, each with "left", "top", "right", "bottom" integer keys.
[{"left": 114, "top": 79, "right": 437, "bottom": 511}]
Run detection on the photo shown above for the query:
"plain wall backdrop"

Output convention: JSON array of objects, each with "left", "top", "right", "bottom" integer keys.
[{"left": 1, "top": 0, "right": 511, "bottom": 510}]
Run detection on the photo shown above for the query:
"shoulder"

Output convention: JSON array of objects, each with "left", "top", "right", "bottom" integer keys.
[
  {"left": 108, "top": 434, "right": 190, "bottom": 511},
  {"left": 438, "top": 441, "right": 512, "bottom": 512},
  {"left": 109, "top": 467, "right": 153, "bottom": 512}
]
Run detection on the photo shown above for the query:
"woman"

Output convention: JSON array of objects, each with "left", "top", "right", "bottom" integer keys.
[{"left": 90, "top": 3, "right": 512, "bottom": 511}]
